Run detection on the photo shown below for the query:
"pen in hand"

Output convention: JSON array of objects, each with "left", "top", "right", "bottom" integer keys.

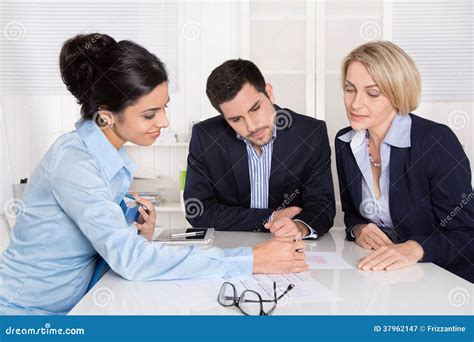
[{"left": 294, "top": 232, "right": 304, "bottom": 253}]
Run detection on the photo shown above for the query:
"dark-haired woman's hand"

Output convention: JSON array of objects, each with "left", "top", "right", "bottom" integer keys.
[{"left": 130, "top": 192, "right": 156, "bottom": 241}]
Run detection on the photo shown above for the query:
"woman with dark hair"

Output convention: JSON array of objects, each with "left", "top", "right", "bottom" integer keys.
[{"left": 0, "top": 33, "right": 307, "bottom": 315}]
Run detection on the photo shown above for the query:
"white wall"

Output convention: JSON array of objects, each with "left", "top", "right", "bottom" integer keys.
[{"left": 1, "top": 0, "right": 472, "bottom": 230}]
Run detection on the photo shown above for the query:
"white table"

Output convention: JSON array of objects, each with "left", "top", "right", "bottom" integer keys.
[{"left": 69, "top": 227, "right": 473, "bottom": 315}]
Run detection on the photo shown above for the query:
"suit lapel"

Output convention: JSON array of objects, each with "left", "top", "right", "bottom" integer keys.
[
  {"left": 269, "top": 127, "right": 289, "bottom": 208},
  {"left": 226, "top": 136, "right": 251, "bottom": 206},
  {"left": 389, "top": 146, "right": 408, "bottom": 227},
  {"left": 345, "top": 147, "right": 363, "bottom": 211}
]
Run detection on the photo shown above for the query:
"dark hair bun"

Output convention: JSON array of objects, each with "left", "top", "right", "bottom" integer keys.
[
  {"left": 59, "top": 33, "right": 168, "bottom": 120},
  {"left": 59, "top": 33, "right": 116, "bottom": 104}
]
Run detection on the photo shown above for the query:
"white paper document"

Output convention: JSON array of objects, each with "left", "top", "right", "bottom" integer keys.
[
  {"left": 230, "top": 273, "right": 340, "bottom": 303},
  {"left": 306, "top": 252, "right": 354, "bottom": 269}
]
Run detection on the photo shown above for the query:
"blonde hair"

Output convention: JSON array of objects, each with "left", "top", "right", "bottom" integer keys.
[{"left": 341, "top": 41, "right": 421, "bottom": 114}]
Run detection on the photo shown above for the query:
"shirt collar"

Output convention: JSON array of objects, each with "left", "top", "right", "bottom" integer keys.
[
  {"left": 75, "top": 119, "right": 137, "bottom": 180},
  {"left": 337, "top": 113, "right": 412, "bottom": 148},
  {"left": 383, "top": 113, "right": 412, "bottom": 148}
]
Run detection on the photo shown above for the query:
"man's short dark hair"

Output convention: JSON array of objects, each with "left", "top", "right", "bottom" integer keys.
[{"left": 206, "top": 59, "right": 268, "bottom": 114}]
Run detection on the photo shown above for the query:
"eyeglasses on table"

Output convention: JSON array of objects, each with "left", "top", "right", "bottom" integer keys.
[{"left": 217, "top": 281, "right": 294, "bottom": 316}]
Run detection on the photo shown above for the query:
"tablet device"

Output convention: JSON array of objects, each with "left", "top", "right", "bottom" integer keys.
[{"left": 153, "top": 228, "right": 214, "bottom": 245}]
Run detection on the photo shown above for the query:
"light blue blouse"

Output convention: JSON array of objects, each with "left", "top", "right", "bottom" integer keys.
[
  {"left": 0, "top": 119, "right": 252, "bottom": 315},
  {"left": 338, "top": 114, "right": 412, "bottom": 237}
]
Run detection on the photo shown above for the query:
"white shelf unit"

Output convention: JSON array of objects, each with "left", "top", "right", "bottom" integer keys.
[
  {"left": 240, "top": 0, "right": 319, "bottom": 119},
  {"left": 124, "top": 142, "right": 188, "bottom": 220},
  {"left": 154, "top": 202, "right": 182, "bottom": 212},
  {"left": 250, "top": 15, "right": 306, "bottom": 21}
]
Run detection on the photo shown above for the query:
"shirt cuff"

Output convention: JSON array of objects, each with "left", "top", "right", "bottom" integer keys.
[
  {"left": 222, "top": 247, "right": 253, "bottom": 278},
  {"left": 350, "top": 224, "right": 361, "bottom": 239},
  {"left": 294, "top": 219, "right": 318, "bottom": 239}
]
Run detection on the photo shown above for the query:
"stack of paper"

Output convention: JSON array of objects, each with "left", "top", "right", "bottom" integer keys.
[{"left": 231, "top": 273, "right": 340, "bottom": 303}]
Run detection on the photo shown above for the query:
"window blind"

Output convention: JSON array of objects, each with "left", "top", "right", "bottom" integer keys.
[
  {"left": 0, "top": 0, "right": 178, "bottom": 94},
  {"left": 391, "top": 0, "right": 473, "bottom": 101}
]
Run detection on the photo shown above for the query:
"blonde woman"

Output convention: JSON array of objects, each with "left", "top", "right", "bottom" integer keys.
[{"left": 335, "top": 41, "right": 473, "bottom": 282}]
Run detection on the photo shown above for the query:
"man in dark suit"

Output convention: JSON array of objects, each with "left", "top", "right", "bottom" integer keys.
[{"left": 183, "top": 59, "right": 335, "bottom": 239}]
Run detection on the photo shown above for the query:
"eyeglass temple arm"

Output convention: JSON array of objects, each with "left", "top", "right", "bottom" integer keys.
[{"left": 277, "top": 283, "right": 295, "bottom": 300}]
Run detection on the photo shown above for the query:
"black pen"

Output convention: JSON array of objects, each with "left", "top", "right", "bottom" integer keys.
[{"left": 294, "top": 232, "right": 304, "bottom": 253}]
